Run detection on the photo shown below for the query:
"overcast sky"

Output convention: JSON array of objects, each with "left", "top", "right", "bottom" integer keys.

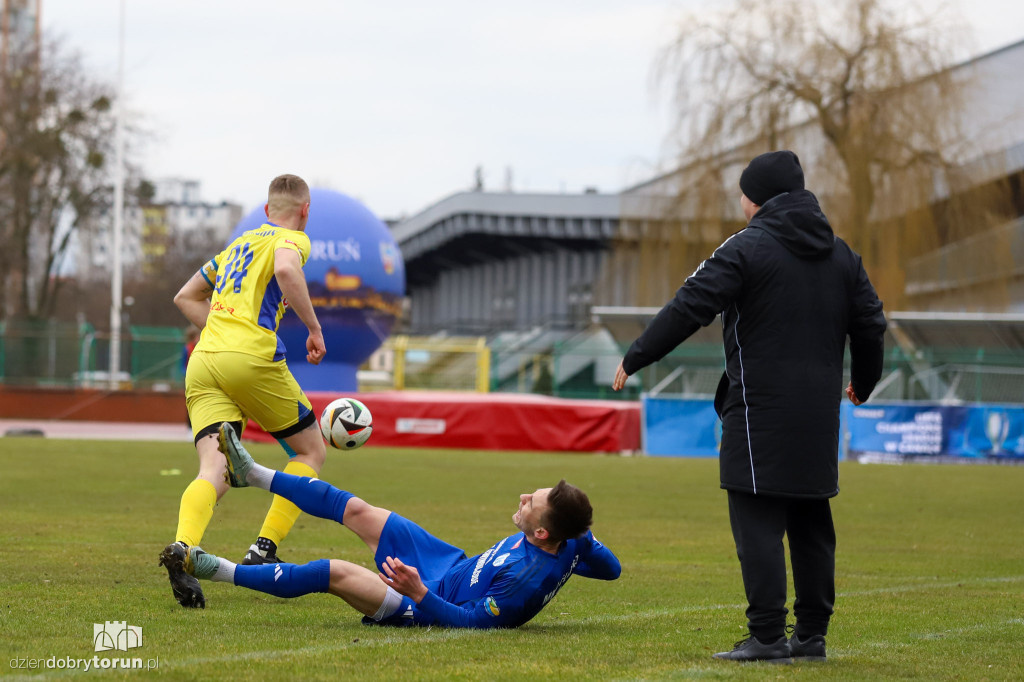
[{"left": 42, "top": 0, "right": 1024, "bottom": 220}]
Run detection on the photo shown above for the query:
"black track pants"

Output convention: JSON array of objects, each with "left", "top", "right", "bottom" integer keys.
[{"left": 727, "top": 490, "right": 836, "bottom": 641}]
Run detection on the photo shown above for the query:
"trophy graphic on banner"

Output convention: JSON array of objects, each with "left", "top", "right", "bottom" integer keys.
[{"left": 984, "top": 410, "right": 1010, "bottom": 455}]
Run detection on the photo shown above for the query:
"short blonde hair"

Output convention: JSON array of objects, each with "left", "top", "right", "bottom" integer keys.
[{"left": 267, "top": 174, "right": 310, "bottom": 215}]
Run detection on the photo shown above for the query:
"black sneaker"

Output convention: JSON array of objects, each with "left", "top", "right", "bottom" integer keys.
[
  {"left": 712, "top": 634, "right": 791, "bottom": 664},
  {"left": 789, "top": 633, "right": 827, "bottom": 661},
  {"left": 241, "top": 544, "right": 285, "bottom": 565},
  {"left": 159, "top": 541, "right": 206, "bottom": 608}
]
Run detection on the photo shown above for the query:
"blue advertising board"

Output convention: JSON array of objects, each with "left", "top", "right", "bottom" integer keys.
[
  {"left": 846, "top": 404, "right": 1024, "bottom": 460},
  {"left": 642, "top": 397, "right": 1024, "bottom": 461},
  {"left": 641, "top": 396, "right": 720, "bottom": 457}
]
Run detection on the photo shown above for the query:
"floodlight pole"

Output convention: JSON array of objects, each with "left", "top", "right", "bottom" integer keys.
[{"left": 108, "top": 0, "right": 125, "bottom": 390}]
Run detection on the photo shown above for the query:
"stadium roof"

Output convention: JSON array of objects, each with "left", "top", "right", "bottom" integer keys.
[
  {"left": 390, "top": 190, "right": 680, "bottom": 264},
  {"left": 392, "top": 191, "right": 621, "bottom": 261},
  {"left": 887, "top": 312, "right": 1024, "bottom": 351},
  {"left": 590, "top": 306, "right": 723, "bottom": 347}
]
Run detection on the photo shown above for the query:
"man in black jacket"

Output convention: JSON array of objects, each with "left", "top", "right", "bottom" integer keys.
[{"left": 612, "top": 150, "right": 886, "bottom": 663}]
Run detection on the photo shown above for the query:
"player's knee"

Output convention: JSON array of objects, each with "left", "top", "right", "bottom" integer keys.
[
  {"left": 197, "top": 471, "right": 229, "bottom": 498},
  {"left": 291, "top": 451, "right": 325, "bottom": 475},
  {"left": 341, "top": 496, "right": 374, "bottom": 522},
  {"left": 287, "top": 428, "right": 327, "bottom": 471},
  {"left": 327, "top": 559, "right": 361, "bottom": 587},
  {"left": 343, "top": 496, "right": 368, "bottom": 516},
  {"left": 306, "top": 443, "right": 326, "bottom": 469},
  {"left": 198, "top": 458, "right": 226, "bottom": 479}
]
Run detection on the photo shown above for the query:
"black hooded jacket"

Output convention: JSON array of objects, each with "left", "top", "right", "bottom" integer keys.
[{"left": 623, "top": 190, "right": 886, "bottom": 498}]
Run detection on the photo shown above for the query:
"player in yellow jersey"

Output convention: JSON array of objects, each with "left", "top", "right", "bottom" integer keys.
[{"left": 159, "top": 174, "right": 328, "bottom": 608}]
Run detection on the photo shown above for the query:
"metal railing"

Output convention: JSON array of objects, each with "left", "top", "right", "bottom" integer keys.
[
  {"left": 361, "top": 335, "right": 491, "bottom": 393},
  {"left": 8, "top": 320, "right": 1024, "bottom": 404},
  {"left": 907, "top": 364, "right": 1024, "bottom": 404}
]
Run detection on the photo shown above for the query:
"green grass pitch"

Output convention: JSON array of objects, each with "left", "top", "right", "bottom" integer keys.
[{"left": 1, "top": 437, "right": 1022, "bottom": 680}]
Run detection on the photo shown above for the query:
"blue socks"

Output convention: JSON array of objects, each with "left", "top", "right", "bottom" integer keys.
[
  {"left": 269, "top": 473, "right": 354, "bottom": 524},
  {"left": 227, "top": 474, "right": 353, "bottom": 598},
  {"left": 233, "top": 559, "right": 331, "bottom": 598}
]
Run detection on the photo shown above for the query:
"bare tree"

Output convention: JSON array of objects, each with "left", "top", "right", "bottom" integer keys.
[
  {"left": 617, "top": 0, "right": 1011, "bottom": 310},
  {"left": 0, "top": 35, "right": 119, "bottom": 321},
  {"left": 125, "top": 225, "right": 226, "bottom": 327}
]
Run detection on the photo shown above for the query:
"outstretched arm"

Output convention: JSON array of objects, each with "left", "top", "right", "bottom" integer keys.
[
  {"left": 613, "top": 229, "right": 751, "bottom": 389},
  {"left": 847, "top": 256, "right": 886, "bottom": 403},
  {"left": 612, "top": 361, "right": 629, "bottom": 392},
  {"left": 571, "top": 531, "right": 621, "bottom": 580},
  {"left": 378, "top": 556, "right": 428, "bottom": 602},
  {"left": 379, "top": 557, "right": 526, "bottom": 629},
  {"left": 173, "top": 262, "right": 216, "bottom": 329},
  {"left": 274, "top": 247, "right": 326, "bottom": 365}
]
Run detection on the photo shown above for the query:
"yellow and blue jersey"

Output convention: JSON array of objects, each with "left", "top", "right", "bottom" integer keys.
[{"left": 195, "top": 222, "right": 311, "bottom": 361}]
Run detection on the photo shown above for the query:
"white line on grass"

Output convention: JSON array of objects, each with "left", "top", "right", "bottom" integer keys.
[
  {"left": 7, "top": 575, "right": 1022, "bottom": 679},
  {"left": 838, "top": 574, "right": 1024, "bottom": 597},
  {"left": 166, "top": 574, "right": 1024, "bottom": 670},
  {"left": 838, "top": 617, "right": 1024, "bottom": 658},
  {"left": 912, "top": 617, "right": 1024, "bottom": 640},
  {"left": 570, "top": 574, "right": 1024, "bottom": 625}
]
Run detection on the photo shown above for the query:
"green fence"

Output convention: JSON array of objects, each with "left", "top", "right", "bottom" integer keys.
[
  {"left": 129, "top": 326, "right": 186, "bottom": 384},
  {"left": 486, "top": 327, "right": 724, "bottom": 400},
  {"left": 487, "top": 326, "right": 1024, "bottom": 402},
  {"left": 6, "top": 319, "right": 1024, "bottom": 401},
  {"left": 0, "top": 320, "right": 184, "bottom": 388}
]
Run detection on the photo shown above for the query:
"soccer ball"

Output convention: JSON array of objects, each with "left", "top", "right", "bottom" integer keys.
[{"left": 319, "top": 397, "right": 373, "bottom": 450}]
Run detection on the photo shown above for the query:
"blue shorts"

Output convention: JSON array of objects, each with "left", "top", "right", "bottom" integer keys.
[{"left": 365, "top": 513, "right": 467, "bottom": 627}]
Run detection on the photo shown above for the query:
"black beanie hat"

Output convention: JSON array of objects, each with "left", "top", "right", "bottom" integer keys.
[{"left": 739, "top": 150, "right": 804, "bottom": 206}]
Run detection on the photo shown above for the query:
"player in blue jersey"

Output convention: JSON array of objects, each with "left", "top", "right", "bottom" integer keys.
[{"left": 160, "top": 422, "right": 621, "bottom": 628}]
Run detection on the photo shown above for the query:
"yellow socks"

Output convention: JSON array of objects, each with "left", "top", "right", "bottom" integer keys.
[
  {"left": 176, "top": 461, "right": 318, "bottom": 555},
  {"left": 175, "top": 478, "right": 217, "bottom": 548},
  {"left": 257, "top": 460, "right": 318, "bottom": 547}
]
